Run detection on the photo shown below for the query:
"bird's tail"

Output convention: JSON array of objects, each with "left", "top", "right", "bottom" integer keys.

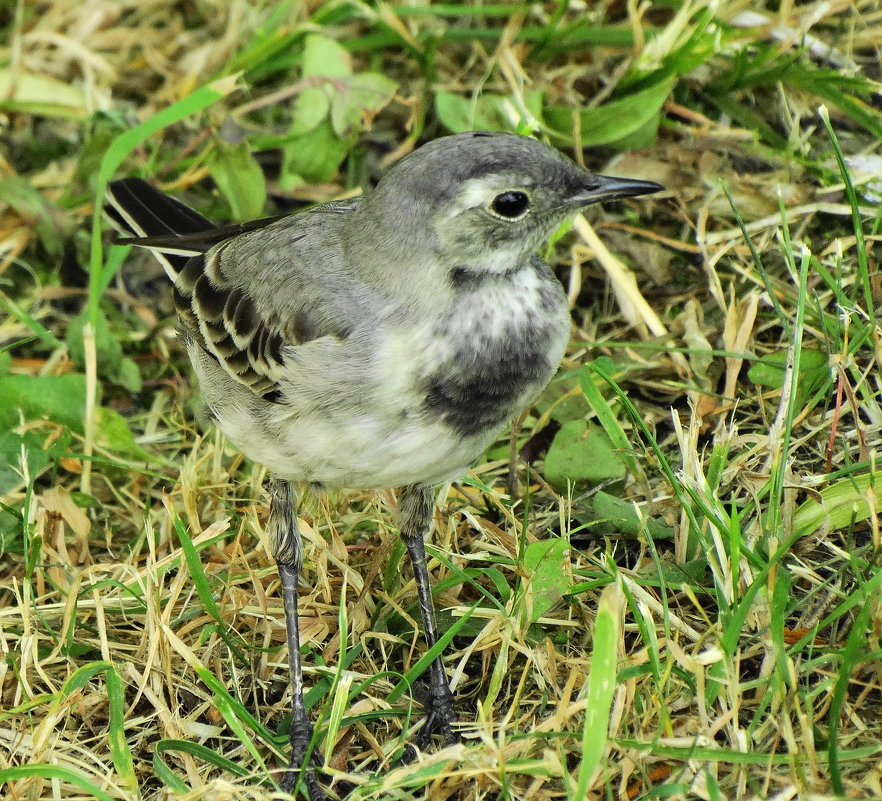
[
  {"left": 105, "top": 178, "right": 283, "bottom": 281},
  {"left": 105, "top": 178, "right": 215, "bottom": 280}
]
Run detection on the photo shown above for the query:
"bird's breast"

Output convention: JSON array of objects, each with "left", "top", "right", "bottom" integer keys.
[{"left": 418, "top": 261, "right": 570, "bottom": 438}]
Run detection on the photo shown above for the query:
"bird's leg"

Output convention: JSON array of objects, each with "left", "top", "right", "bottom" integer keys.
[
  {"left": 397, "top": 484, "right": 457, "bottom": 749},
  {"left": 268, "top": 479, "right": 325, "bottom": 799}
]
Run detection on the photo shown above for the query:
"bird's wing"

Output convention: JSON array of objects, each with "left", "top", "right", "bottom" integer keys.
[{"left": 106, "top": 178, "right": 366, "bottom": 399}]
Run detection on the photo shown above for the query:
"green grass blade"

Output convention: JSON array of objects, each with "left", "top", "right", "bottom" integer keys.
[
  {"left": 0, "top": 764, "right": 120, "bottom": 801},
  {"left": 570, "top": 579, "right": 623, "bottom": 799},
  {"left": 827, "top": 566, "right": 882, "bottom": 794},
  {"left": 106, "top": 665, "right": 139, "bottom": 796}
]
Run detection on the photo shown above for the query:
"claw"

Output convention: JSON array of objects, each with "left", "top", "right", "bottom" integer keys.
[
  {"left": 279, "top": 708, "right": 326, "bottom": 798},
  {"left": 279, "top": 765, "right": 325, "bottom": 800},
  {"left": 399, "top": 677, "right": 458, "bottom": 764}
]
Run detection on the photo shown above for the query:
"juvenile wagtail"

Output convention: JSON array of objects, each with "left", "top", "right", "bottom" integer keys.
[{"left": 106, "top": 131, "right": 662, "bottom": 796}]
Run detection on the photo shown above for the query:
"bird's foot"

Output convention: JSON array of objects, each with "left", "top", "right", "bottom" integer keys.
[
  {"left": 279, "top": 708, "right": 326, "bottom": 799},
  {"left": 415, "top": 679, "right": 457, "bottom": 750},
  {"left": 399, "top": 679, "right": 458, "bottom": 765}
]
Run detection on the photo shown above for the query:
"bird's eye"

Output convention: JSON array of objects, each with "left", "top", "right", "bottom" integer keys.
[{"left": 490, "top": 190, "right": 531, "bottom": 220}]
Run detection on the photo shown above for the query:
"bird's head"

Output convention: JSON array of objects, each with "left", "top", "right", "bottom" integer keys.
[{"left": 365, "top": 131, "right": 663, "bottom": 273}]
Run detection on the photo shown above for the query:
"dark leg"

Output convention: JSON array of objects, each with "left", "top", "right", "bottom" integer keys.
[
  {"left": 397, "top": 484, "right": 457, "bottom": 748},
  {"left": 268, "top": 479, "right": 325, "bottom": 799}
]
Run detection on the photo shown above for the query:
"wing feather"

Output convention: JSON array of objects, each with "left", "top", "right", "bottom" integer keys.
[{"left": 106, "top": 179, "right": 363, "bottom": 401}]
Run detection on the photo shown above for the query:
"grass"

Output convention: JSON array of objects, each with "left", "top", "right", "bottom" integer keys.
[{"left": 2, "top": 1, "right": 882, "bottom": 799}]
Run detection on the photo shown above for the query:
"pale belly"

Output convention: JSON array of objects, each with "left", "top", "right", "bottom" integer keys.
[{"left": 214, "top": 403, "right": 495, "bottom": 489}]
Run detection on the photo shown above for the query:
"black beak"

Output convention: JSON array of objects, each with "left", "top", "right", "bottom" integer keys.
[{"left": 568, "top": 174, "right": 664, "bottom": 206}]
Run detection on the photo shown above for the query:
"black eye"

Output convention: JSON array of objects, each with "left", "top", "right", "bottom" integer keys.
[{"left": 490, "top": 190, "right": 531, "bottom": 219}]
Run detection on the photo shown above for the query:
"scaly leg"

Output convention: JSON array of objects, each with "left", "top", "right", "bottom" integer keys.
[
  {"left": 397, "top": 484, "right": 457, "bottom": 748},
  {"left": 268, "top": 479, "right": 325, "bottom": 799}
]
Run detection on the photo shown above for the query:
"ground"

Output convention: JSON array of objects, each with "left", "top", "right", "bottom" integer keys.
[{"left": 1, "top": 2, "right": 881, "bottom": 800}]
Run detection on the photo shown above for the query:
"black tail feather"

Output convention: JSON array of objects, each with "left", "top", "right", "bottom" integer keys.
[
  {"left": 105, "top": 178, "right": 216, "bottom": 278},
  {"left": 105, "top": 178, "right": 285, "bottom": 279},
  {"left": 107, "top": 178, "right": 214, "bottom": 238}
]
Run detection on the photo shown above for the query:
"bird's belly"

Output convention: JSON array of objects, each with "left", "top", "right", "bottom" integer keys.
[{"left": 217, "top": 406, "right": 486, "bottom": 488}]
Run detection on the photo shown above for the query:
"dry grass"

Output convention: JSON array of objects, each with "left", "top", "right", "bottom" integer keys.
[{"left": 2, "top": 1, "right": 882, "bottom": 800}]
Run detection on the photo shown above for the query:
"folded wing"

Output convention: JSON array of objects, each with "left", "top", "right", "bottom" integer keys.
[{"left": 106, "top": 179, "right": 361, "bottom": 398}]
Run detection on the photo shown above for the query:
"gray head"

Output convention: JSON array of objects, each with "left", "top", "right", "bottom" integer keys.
[{"left": 358, "top": 131, "right": 662, "bottom": 272}]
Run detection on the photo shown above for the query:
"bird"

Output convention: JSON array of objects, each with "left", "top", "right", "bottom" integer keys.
[{"left": 105, "top": 131, "right": 662, "bottom": 797}]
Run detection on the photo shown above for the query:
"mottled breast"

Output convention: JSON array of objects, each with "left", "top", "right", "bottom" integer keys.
[{"left": 420, "top": 257, "right": 569, "bottom": 438}]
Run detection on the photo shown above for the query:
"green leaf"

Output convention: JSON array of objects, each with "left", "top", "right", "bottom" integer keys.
[
  {"left": 73, "top": 119, "right": 120, "bottom": 193},
  {"left": 287, "top": 37, "right": 395, "bottom": 180},
  {"left": 0, "top": 177, "right": 65, "bottom": 255},
  {"left": 290, "top": 83, "right": 331, "bottom": 135},
  {"left": 0, "top": 430, "right": 52, "bottom": 495},
  {"left": 792, "top": 471, "right": 880, "bottom": 539},
  {"left": 330, "top": 72, "right": 398, "bottom": 137},
  {"left": 154, "top": 739, "right": 251, "bottom": 781},
  {"left": 0, "top": 371, "right": 152, "bottom": 473},
  {"left": 280, "top": 120, "right": 351, "bottom": 188},
  {"left": 748, "top": 348, "right": 828, "bottom": 409},
  {"left": 105, "top": 667, "right": 138, "bottom": 795},
  {"left": 0, "top": 69, "right": 87, "bottom": 118},
  {"left": 592, "top": 491, "right": 675, "bottom": 540},
  {"left": 0, "top": 176, "right": 52, "bottom": 218},
  {"left": 301, "top": 33, "right": 352, "bottom": 79},
  {"left": 289, "top": 33, "right": 352, "bottom": 136},
  {"left": 0, "top": 373, "right": 89, "bottom": 432},
  {"left": 208, "top": 139, "right": 267, "bottom": 221},
  {"left": 748, "top": 348, "right": 827, "bottom": 388},
  {"left": 435, "top": 91, "right": 482, "bottom": 133},
  {"left": 172, "top": 512, "right": 224, "bottom": 623},
  {"left": 435, "top": 90, "right": 544, "bottom": 134},
  {"left": 94, "top": 407, "right": 154, "bottom": 463},
  {"left": 521, "top": 538, "right": 570, "bottom": 624},
  {"left": 632, "top": 558, "right": 709, "bottom": 589},
  {"left": 66, "top": 309, "right": 143, "bottom": 390},
  {"left": 66, "top": 309, "right": 121, "bottom": 371},
  {"left": 609, "top": 109, "right": 664, "bottom": 150},
  {"left": 0, "top": 764, "right": 118, "bottom": 801},
  {"left": 116, "top": 357, "right": 143, "bottom": 394},
  {"left": 546, "top": 76, "right": 674, "bottom": 147},
  {"left": 436, "top": 91, "right": 511, "bottom": 133},
  {"left": 468, "top": 94, "right": 510, "bottom": 131},
  {"left": 580, "top": 363, "right": 638, "bottom": 477},
  {"left": 572, "top": 580, "right": 623, "bottom": 799},
  {"left": 544, "top": 420, "right": 628, "bottom": 492}
]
